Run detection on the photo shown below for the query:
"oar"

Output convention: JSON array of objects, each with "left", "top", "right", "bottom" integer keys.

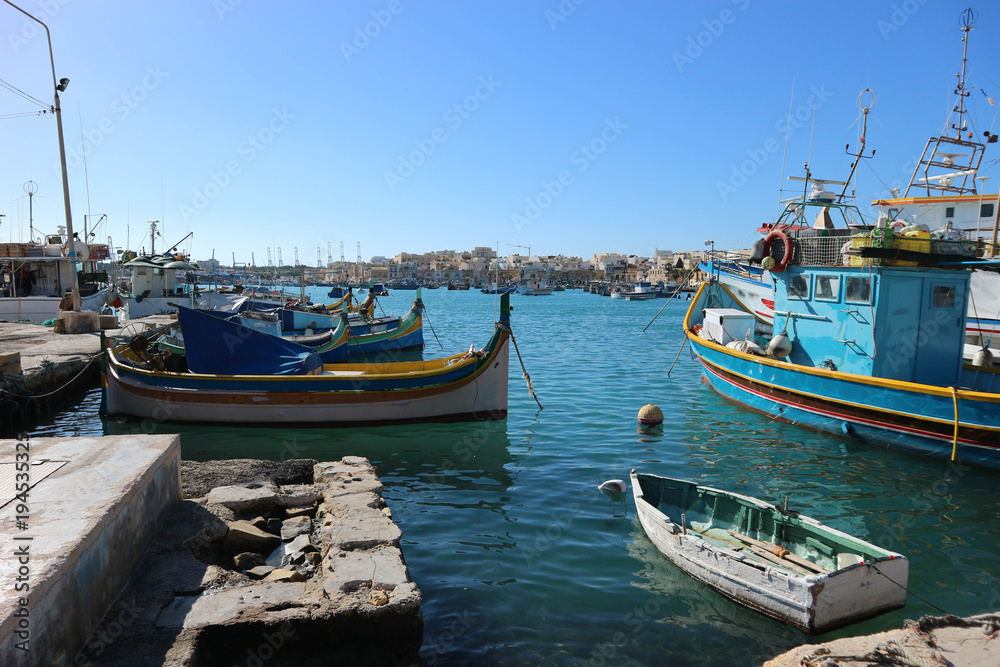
[
  {"left": 727, "top": 530, "right": 831, "bottom": 574},
  {"left": 745, "top": 545, "right": 814, "bottom": 576}
]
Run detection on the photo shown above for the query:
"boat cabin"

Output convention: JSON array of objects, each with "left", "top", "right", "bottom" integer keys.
[{"left": 772, "top": 264, "right": 969, "bottom": 387}]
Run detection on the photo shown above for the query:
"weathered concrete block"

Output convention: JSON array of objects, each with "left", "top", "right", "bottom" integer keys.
[
  {"left": 324, "top": 546, "right": 413, "bottom": 594},
  {"left": 277, "top": 484, "right": 323, "bottom": 508},
  {"left": 280, "top": 515, "right": 312, "bottom": 541},
  {"left": 223, "top": 521, "right": 281, "bottom": 554},
  {"left": 0, "top": 351, "right": 21, "bottom": 375},
  {"left": 264, "top": 568, "right": 305, "bottom": 583},
  {"left": 324, "top": 504, "right": 402, "bottom": 550},
  {"left": 245, "top": 565, "right": 276, "bottom": 579},
  {"left": 99, "top": 314, "right": 120, "bottom": 329},
  {"left": 56, "top": 309, "right": 100, "bottom": 334},
  {"left": 205, "top": 482, "right": 279, "bottom": 513}
]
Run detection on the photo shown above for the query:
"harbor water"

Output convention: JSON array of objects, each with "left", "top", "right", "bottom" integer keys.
[{"left": 30, "top": 289, "right": 1000, "bottom": 666}]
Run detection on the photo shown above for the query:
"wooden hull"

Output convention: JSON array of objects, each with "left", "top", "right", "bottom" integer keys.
[
  {"left": 630, "top": 470, "right": 908, "bottom": 634},
  {"left": 104, "top": 325, "right": 509, "bottom": 425},
  {"left": 685, "top": 282, "right": 1000, "bottom": 468}
]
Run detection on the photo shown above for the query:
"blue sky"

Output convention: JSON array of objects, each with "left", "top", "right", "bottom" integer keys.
[{"left": 2, "top": 0, "right": 999, "bottom": 265}]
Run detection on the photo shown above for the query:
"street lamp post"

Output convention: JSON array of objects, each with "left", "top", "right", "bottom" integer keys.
[{"left": 4, "top": 0, "right": 80, "bottom": 310}]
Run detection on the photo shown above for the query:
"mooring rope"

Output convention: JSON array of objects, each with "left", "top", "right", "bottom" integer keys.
[
  {"left": 869, "top": 562, "right": 950, "bottom": 615},
  {"left": 421, "top": 303, "right": 444, "bottom": 350},
  {"left": 505, "top": 325, "right": 541, "bottom": 410}
]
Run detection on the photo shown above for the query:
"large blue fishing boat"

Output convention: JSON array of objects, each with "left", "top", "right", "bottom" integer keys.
[{"left": 686, "top": 173, "right": 1000, "bottom": 469}]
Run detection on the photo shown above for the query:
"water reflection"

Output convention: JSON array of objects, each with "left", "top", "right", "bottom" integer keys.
[{"left": 627, "top": 528, "right": 813, "bottom": 664}]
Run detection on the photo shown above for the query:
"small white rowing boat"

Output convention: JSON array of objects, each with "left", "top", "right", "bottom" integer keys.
[{"left": 630, "top": 469, "right": 908, "bottom": 633}]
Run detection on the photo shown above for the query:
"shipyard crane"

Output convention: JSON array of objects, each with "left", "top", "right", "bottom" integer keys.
[
  {"left": 327, "top": 242, "right": 332, "bottom": 266},
  {"left": 266, "top": 247, "right": 272, "bottom": 267},
  {"left": 316, "top": 246, "right": 321, "bottom": 268},
  {"left": 277, "top": 247, "right": 283, "bottom": 267},
  {"left": 294, "top": 247, "right": 299, "bottom": 266}
]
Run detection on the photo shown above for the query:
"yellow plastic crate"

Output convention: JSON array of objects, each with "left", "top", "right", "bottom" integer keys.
[{"left": 891, "top": 236, "right": 930, "bottom": 266}]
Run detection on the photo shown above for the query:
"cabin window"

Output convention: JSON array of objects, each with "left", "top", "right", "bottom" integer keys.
[
  {"left": 945, "top": 206, "right": 955, "bottom": 218},
  {"left": 982, "top": 203, "right": 995, "bottom": 219},
  {"left": 888, "top": 208, "right": 899, "bottom": 218},
  {"left": 787, "top": 274, "right": 809, "bottom": 299},
  {"left": 845, "top": 276, "right": 871, "bottom": 304},
  {"left": 931, "top": 285, "right": 956, "bottom": 308},
  {"left": 815, "top": 275, "right": 840, "bottom": 301}
]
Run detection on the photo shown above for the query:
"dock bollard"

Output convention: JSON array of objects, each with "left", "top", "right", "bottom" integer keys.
[{"left": 638, "top": 404, "right": 663, "bottom": 426}]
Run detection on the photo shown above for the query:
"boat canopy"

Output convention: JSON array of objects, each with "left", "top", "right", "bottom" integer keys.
[{"left": 176, "top": 306, "right": 322, "bottom": 375}]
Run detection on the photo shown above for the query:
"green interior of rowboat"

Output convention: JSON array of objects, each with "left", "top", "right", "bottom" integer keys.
[{"left": 639, "top": 475, "right": 894, "bottom": 572}]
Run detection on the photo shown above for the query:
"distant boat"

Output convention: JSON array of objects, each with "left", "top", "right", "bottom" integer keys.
[
  {"left": 620, "top": 281, "right": 657, "bottom": 300},
  {"left": 394, "top": 280, "right": 419, "bottom": 290},
  {"left": 520, "top": 280, "right": 553, "bottom": 296},
  {"left": 1, "top": 232, "right": 109, "bottom": 322},
  {"left": 481, "top": 282, "right": 516, "bottom": 294},
  {"left": 327, "top": 285, "right": 345, "bottom": 298},
  {"left": 103, "top": 293, "right": 512, "bottom": 425},
  {"left": 630, "top": 469, "right": 908, "bottom": 634}
]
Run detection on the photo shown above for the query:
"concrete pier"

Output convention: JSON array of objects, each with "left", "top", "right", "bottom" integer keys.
[
  {"left": 764, "top": 612, "right": 1000, "bottom": 666},
  {"left": 0, "top": 434, "right": 181, "bottom": 667},
  {"left": 0, "top": 315, "right": 176, "bottom": 434},
  {"left": 74, "top": 456, "right": 423, "bottom": 666}
]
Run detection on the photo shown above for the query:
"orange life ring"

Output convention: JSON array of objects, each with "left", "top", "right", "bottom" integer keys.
[{"left": 763, "top": 230, "right": 793, "bottom": 272}]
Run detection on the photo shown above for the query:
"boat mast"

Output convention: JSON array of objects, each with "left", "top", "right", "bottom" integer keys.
[
  {"left": 904, "top": 9, "right": 991, "bottom": 197},
  {"left": 952, "top": 8, "right": 974, "bottom": 142}
]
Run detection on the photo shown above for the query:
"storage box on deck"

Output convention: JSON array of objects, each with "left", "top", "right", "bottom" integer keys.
[
  {"left": 0, "top": 243, "right": 28, "bottom": 258},
  {"left": 931, "top": 238, "right": 980, "bottom": 257},
  {"left": 702, "top": 308, "right": 756, "bottom": 345}
]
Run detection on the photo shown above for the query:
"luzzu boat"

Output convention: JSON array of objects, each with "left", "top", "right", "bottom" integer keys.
[
  {"left": 685, "top": 176, "right": 1000, "bottom": 469},
  {"left": 101, "top": 293, "right": 511, "bottom": 425},
  {"left": 244, "top": 290, "right": 424, "bottom": 354}
]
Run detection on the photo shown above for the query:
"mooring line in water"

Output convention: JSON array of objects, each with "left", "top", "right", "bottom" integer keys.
[
  {"left": 642, "top": 267, "right": 698, "bottom": 333},
  {"left": 667, "top": 337, "right": 689, "bottom": 377},
  {"left": 422, "top": 304, "right": 444, "bottom": 350},
  {"left": 506, "top": 325, "right": 541, "bottom": 410},
  {"left": 869, "top": 562, "right": 949, "bottom": 615}
]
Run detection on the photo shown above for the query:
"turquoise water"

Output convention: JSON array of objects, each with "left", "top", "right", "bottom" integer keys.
[{"left": 32, "top": 289, "right": 1000, "bottom": 666}]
